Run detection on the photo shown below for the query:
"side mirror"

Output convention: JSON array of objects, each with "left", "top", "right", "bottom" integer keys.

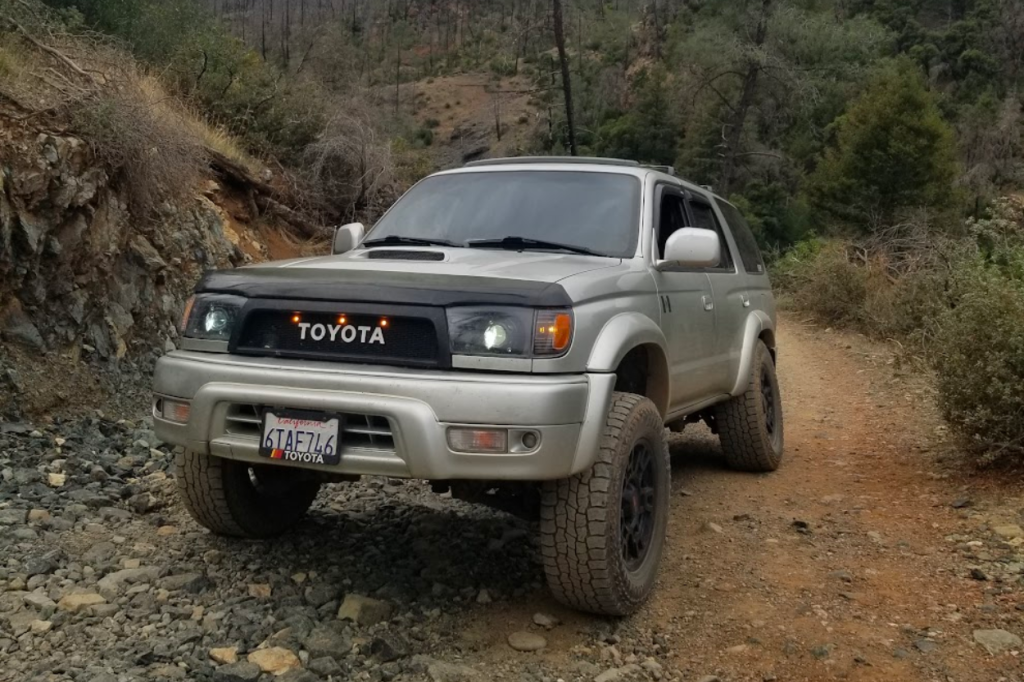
[
  {"left": 661, "top": 228, "right": 721, "bottom": 268},
  {"left": 332, "top": 222, "right": 365, "bottom": 255}
]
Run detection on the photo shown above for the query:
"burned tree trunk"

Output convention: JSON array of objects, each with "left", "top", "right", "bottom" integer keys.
[
  {"left": 552, "top": 0, "right": 578, "bottom": 156},
  {"left": 719, "top": 0, "right": 773, "bottom": 195}
]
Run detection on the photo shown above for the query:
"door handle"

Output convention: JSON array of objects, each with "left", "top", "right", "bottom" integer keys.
[
  {"left": 702, "top": 295, "right": 714, "bottom": 311},
  {"left": 740, "top": 294, "right": 751, "bottom": 308}
]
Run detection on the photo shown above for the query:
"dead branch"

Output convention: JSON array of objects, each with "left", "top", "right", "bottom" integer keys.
[
  {"left": 13, "top": 21, "right": 96, "bottom": 84},
  {"left": 206, "top": 146, "right": 275, "bottom": 196}
]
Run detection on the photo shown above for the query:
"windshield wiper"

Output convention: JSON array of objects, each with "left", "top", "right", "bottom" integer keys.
[
  {"left": 362, "top": 235, "right": 463, "bottom": 248},
  {"left": 467, "top": 236, "right": 602, "bottom": 257}
]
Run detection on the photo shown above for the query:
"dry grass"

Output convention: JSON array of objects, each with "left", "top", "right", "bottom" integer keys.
[
  {"left": 0, "top": 44, "right": 18, "bottom": 77},
  {"left": 0, "top": 19, "right": 260, "bottom": 219},
  {"left": 69, "top": 70, "right": 207, "bottom": 218},
  {"left": 139, "top": 74, "right": 264, "bottom": 177},
  {"left": 193, "top": 120, "right": 262, "bottom": 176}
]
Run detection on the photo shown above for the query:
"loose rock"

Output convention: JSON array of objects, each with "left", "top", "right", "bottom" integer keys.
[
  {"left": 507, "top": 631, "right": 546, "bottom": 652},
  {"left": 248, "top": 647, "right": 302, "bottom": 675},
  {"left": 532, "top": 612, "right": 560, "bottom": 629},
  {"left": 57, "top": 592, "right": 106, "bottom": 613},
  {"left": 214, "top": 661, "right": 262, "bottom": 682},
  {"left": 973, "top": 629, "right": 1023, "bottom": 655},
  {"left": 337, "top": 594, "right": 392, "bottom": 626},
  {"left": 210, "top": 647, "right": 240, "bottom": 665},
  {"left": 993, "top": 524, "right": 1024, "bottom": 540},
  {"left": 303, "top": 625, "right": 352, "bottom": 660},
  {"left": 595, "top": 665, "right": 641, "bottom": 682}
]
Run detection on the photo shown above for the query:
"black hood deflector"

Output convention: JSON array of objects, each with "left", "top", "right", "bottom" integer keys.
[{"left": 196, "top": 267, "right": 573, "bottom": 308}]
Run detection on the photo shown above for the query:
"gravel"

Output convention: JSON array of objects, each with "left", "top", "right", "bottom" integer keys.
[{"left": 0, "top": 415, "right": 677, "bottom": 681}]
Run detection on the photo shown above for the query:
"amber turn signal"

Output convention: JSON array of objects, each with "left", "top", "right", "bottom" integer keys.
[
  {"left": 180, "top": 296, "right": 195, "bottom": 333},
  {"left": 534, "top": 309, "right": 573, "bottom": 356}
]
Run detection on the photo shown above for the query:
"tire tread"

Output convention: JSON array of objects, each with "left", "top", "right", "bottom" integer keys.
[
  {"left": 540, "top": 392, "right": 669, "bottom": 616},
  {"left": 715, "top": 341, "right": 783, "bottom": 472}
]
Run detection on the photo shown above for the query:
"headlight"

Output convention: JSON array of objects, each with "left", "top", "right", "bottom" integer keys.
[
  {"left": 181, "top": 294, "right": 246, "bottom": 341},
  {"left": 447, "top": 307, "right": 573, "bottom": 357}
]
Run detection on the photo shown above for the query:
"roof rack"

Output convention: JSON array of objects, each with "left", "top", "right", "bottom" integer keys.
[
  {"left": 464, "top": 156, "right": 641, "bottom": 168},
  {"left": 642, "top": 164, "right": 676, "bottom": 176}
]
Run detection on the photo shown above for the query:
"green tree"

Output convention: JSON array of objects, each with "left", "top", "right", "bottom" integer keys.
[
  {"left": 595, "top": 68, "right": 677, "bottom": 165},
  {"left": 808, "top": 60, "right": 959, "bottom": 233}
]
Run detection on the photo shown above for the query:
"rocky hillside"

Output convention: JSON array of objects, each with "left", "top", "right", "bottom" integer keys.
[
  {"left": 0, "top": 12, "right": 322, "bottom": 419},
  {"left": 1, "top": 129, "right": 242, "bottom": 357},
  {"left": 0, "top": 116, "right": 305, "bottom": 418}
]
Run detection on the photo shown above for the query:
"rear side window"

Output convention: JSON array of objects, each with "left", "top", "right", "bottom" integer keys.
[{"left": 715, "top": 199, "right": 765, "bottom": 275}]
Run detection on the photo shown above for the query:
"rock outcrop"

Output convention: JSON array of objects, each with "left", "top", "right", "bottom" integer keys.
[{"left": 1, "top": 132, "right": 244, "bottom": 360}]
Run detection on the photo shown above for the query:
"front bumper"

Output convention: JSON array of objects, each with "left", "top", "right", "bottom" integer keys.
[{"left": 152, "top": 351, "right": 615, "bottom": 480}]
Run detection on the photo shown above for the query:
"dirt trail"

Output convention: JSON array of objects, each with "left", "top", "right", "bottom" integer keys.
[
  {"left": 7, "top": 317, "right": 1019, "bottom": 682},
  {"left": 465, "top": 319, "right": 1024, "bottom": 681}
]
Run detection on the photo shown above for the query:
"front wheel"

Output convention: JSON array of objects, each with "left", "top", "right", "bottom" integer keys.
[
  {"left": 714, "top": 340, "right": 784, "bottom": 472},
  {"left": 175, "top": 451, "right": 321, "bottom": 538},
  {"left": 540, "top": 392, "right": 670, "bottom": 616}
]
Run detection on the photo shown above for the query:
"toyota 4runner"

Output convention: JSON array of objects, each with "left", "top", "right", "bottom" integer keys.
[{"left": 153, "top": 157, "right": 784, "bottom": 616}]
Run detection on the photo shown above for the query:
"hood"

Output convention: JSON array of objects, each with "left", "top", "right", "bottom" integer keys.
[
  {"left": 197, "top": 248, "right": 624, "bottom": 308},
  {"left": 267, "top": 247, "right": 622, "bottom": 283}
]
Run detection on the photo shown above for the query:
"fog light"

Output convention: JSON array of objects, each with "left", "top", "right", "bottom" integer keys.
[
  {"left": 447, "top": 428, "right": 508, "bottom": 453},
  {"left": 521, "top": 432, "right": 538, "bottom": 449},
  {"left": 161, "top": 400, "right": 191, "bottom": 424}
]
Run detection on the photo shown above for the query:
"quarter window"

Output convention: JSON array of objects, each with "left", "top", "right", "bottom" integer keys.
[{"left": 715, "top": 200, "right": 765, "bottom": 275}]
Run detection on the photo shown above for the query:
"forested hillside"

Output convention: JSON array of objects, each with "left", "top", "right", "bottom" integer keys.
[
  {"left": 34, "top": 0, "right": 1024, "bottom": 244},
  {"left": 3, "top": 0, "right": 1024, "bottom": 459}
]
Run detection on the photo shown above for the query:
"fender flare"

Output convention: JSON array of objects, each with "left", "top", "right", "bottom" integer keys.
[
  {"left": 586, "top": 313, "right": 670, "bottom": 416},
  {"left": 729, "top": 311, "right": 776, "bottom": 396}
]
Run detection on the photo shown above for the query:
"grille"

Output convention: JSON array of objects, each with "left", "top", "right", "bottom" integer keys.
[
  {"left": 365, "top": 250, "right": 445, "bottom": 261},
  {"left": 225, "top": 404, "right": 396, "bottom": 451},
  {"left": 236, "top": 310, "right": 440, "bottom": 366}
]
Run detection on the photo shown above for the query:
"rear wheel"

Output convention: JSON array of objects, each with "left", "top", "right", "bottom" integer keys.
[
  {"left": 175, "top": 451, "right": 321, "bottom": 538},
  {"left": 540, "top": 393, "right": 670, "bottom": 616},
  {"left": 715, "top": 340, "right": 784, "bottom": 472}
]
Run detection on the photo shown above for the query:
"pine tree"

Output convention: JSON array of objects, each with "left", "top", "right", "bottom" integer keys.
[{"left": 809, "top": 60, "right": 959, "bottom": 233}]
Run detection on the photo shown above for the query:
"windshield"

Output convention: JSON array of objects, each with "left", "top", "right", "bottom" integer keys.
[{"left": 367, "top": 170, "right": 641, "bottom": 258}]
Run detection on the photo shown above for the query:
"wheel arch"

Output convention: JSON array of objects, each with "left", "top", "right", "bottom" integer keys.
[
  {"left": 730, "top": 311, "right": 776, "bottom": 396},
  {"left": 586, "top": 313, "right": 670, "bottom": 417}
]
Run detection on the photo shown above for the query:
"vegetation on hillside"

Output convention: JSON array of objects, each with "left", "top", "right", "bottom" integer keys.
[{"left": 5, "top": 0, "right": 1024, "bottom": 462}]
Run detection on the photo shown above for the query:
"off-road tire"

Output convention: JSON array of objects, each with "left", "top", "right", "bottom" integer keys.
[
  {"left": 175, "top": 451, "right": 321, "bottom": 538},
  {"left": 540, "top": 392, "right": 670, "bottom": 616},
  {"left": 715, "top": 340, "right": 783, "bottom": 472}
]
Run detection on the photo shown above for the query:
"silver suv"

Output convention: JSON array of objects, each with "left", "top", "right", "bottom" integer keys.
[{"left": 153, "top": 157, "right": 784, "bottom": 616}]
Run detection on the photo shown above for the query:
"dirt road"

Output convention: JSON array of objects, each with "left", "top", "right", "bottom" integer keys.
[
  {"left": 464, "top": 319, "right": 1024, "bottom": 681},
  {"left": 4, "top": 318, "right": 1022, "bottom": 682}
]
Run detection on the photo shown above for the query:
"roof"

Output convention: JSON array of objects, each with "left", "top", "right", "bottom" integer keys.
[
  {"left": 464, "top": 156, "right": 642, "bottom": 169},
  {"left": 444, "top": 156, "right": 716, "bottom": 198}
]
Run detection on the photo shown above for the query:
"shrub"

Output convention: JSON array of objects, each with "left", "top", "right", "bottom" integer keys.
[
  {"left": 490, "top": 58, "right": 518, "bottom": 77},
  {"left": 930, "top": 199, "right": 1024, "bottom": 462},
  {"left": 933, "top": 256, "right": 1024, "bottom": 461},
  {"left": 778, "top": 198, "right": 1024, "bottom": 465},
  {"left": 773, "top": 239, "right": 874, "bottom": 327},
  {"left": 774, "top": 213, "right": 957, "bottom": 344},
  {"left": 301, "top": 109, "right": 397, "bottom": 222},
  {"left": 413, "top": 127, "right": 434, "bottom": 147}
]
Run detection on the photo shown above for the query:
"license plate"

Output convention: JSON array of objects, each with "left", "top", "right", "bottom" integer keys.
[{"left": 260, "top": 410, "right": 342, "bottom": 465}]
